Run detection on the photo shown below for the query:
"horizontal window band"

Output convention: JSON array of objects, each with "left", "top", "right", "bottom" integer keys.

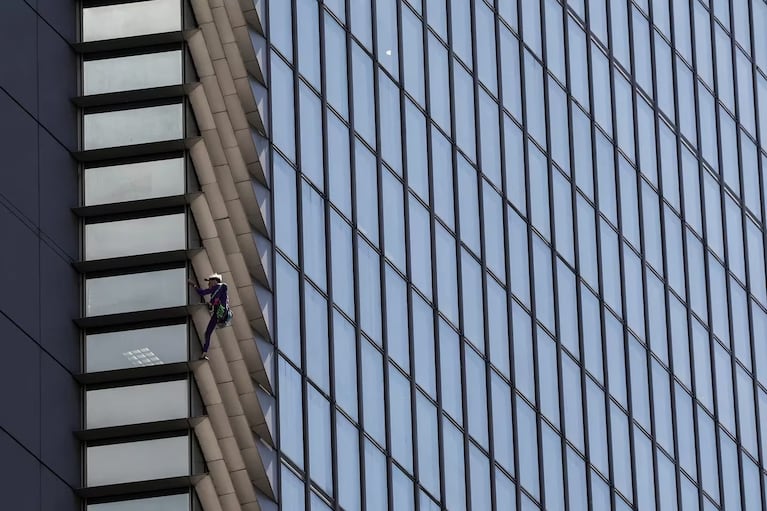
[
  {"left": 73, "top": 138, "right": 200, "bottom": 163},
  {"left": 73, "top": 31, "right": 188, "bottom": 55},
  {"left": 74, "top": 194, "right": 198, "bottom": 219},
  {"left": 76, "top": 360, "right": 191, "bottom": 386},
  {"left": 75, "top": 305, "right": 199, "bottom": 330},
  {"left": 74, "top": 85, "right": 192, "bottom": 109},
  {"left": 74, "top": 248, "right": 201, "bottom": 274},
  {"left": 77, "top": 475, "right": 204, "bottom": 500},
  {"left": 76, "top": 417, "right": 203, "bottom": 442}
]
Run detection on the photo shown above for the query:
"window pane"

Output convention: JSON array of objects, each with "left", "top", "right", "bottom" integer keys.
[
  {"left": 337, "top": 415, "right": 361, "bottom": 510},
  {"left": 412, "top": 294, "right": 436, "bottom": 396},
  {"left": 308, "top": 387, "right": 332, "bottom": 493},
  {"left": 279, "top": 358, "right": 304, "bottom": 467},
  {"left": 357, "top": 240, "right": 382, "bottom": 343},
  {"left": 305, "top": 285, "right": 329, "bottom": 390},
  {"left": 271, "top": 54, "right": 296, "bottom": 160},
  {"left": 402, "top": 8, "right": 425, "bottom": 106},
  {"left": 442, "top": 417, "right": 465, "bottom": 509},
  {"left": 84, "top": 51, "right": 182, "bottom": 95},
  {"left": 362, "top": 340, "right": 385, "bottom": 443},
  {"left": 297, "top": 0, "right": 320, "bottom": 87},
  {"left": 84, "top": 157, "right": 185, "bottom": 206},
  {"left": 85, "top": 213, "right": 186, "bottom": 260},
  {"left": 379, "top": 72, "right": 402, "bottom": 174},
  {"left": 466, "top": 347, "right": 488, "bottom": 447},
  {"left": 352, "top": 43, "right": 376, "bottom": 145},
  {"left": 87, "top": 380, "right": 188, "bottom": 429},
  {"left": 324, "top": 16, "right": 348, "bottom": 118},
  {"left": 84, "top": 104, "right": 183, "bottom": 150},
  {"left": 439, "top": 320, "right": 463, "bottom": 423},
  {"left": 86, "top": 268, "right": 186, "bottom": 316},
  {"left": 389, "top": 366, "right": 413, "bottom": 471},
  {"left": 365, "top": 441, "right": 388, "bottom": 511},
  {"left": 87, "top": 436, "right": 189, "bottom": 486},
  {"left": 86, "top": 324, "right": 188, "bottom": 372},
  {"left": 428, "top": 34, "right": 451, "bottom": 134},
  {"left": 376, "top": 0, "right": 399, "bottom": 78},
  {"left": 333, "top": 311, "right": 358, "bottom": 419},
  {"left": 82, "top": 0, "right": 181, "bottom": 41},
  {"left": 299, "top": 84, "right": 324, "bottom": 190},
  {"left": 87, "top": 494, "right": 189, "bottom": 511},
  {"left": 302, "top": 183, "right": 327, "bottom": 288}
]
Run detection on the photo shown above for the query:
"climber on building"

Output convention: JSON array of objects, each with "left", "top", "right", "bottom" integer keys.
[{"left": 188, "top": 273, "right": 233, "bottom": 360}]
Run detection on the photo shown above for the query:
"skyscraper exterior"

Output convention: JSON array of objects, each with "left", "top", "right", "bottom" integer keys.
[{"left": 3, "top": 0, "right": 767, "bottom": 510}]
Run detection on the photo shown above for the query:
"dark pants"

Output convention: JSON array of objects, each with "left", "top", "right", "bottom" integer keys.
[{"left": 202, "top": 314, "right": 218, "bottom": 353}]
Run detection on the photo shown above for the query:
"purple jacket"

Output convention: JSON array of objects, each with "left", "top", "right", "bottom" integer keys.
[{"left": 195, "top": 283, "right": 229, "bottom": 308}]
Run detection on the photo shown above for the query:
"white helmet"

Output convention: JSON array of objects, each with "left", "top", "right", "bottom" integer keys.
[{"left": 205, "top": 273, "right": 223, "bottom": 282}]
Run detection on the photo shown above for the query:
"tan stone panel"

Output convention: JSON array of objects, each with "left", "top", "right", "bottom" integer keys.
[
  {"left": 227, "top": 199, "right": 252, "bottom": 235},
  {"left": 223, "top": 42, "right": 248, "bottom": 80},
  {"left": 206, "top": 402, "right": 235, "bottom": 439},
  {"left": 212, "top": 6, "right": 236, "bottom": 44},
  {"left": 208, "top": 459, "right": 236, "bottom": 496},
  {"left": 200, "top": 22, "right": 226, "bottom": 61},
  {"left": 233, "top": 76, "right": 256, "bottom": 113},
  {"left": 224, "top": 0, "right": 247, "bottom": 28},
  {"left": 229, "top": 414, "right": 257, "bottom": 450},
  {"left": 213, "top": 63, "right": 238, "bottom": 102},
  {"left": 225, "top": 146, "right": 251, "bottom": 182},
  {"left": 241, "top": 502, "right": 261, "bottom": 511},
  {"left": 213, "top": 164, "right": 239, "bottom": 201},
  {"left": 209, "top": 346, "right": 235, "bottom": 384},
  {"left": 187, "top": 30, "right": 215, "bottom": 76},
  {"left": 219, "top": 436, "right": 247, "bottom": 472},
  {"left": 201, "top": 129, "right": 228, "bottom": 167},
  {"left": 237, "top": 283, "right": 262, "bottom": 321},
  {"left": 202, "top": 183, "right": 228, "bottom": 220},
  {"left": 209, "top": 0, "right": 225, "bottom": 7},
  {"left": 213, "top": 111, "right": 238, "bottom": 148},
  {"left": 189, "top": 140, "right": 217, "bottom": 186},
  {"left": 219, "top": 492, "right": 243, "bottom": 511},
  {"left": 190, "top": 0, "right": 214, "bottom": 23},
  {"left": 220, "top": 381, "right": 245, "bottom": 416},
  {"left": 215, "top": 218, "right": 241, "bottom": 255},
  {"left": 200, "top": 75, "right": 227, "bottom": 114},
  {"left": 194, "top": 476, "right": 225, "bottom": 511},
  {"left": 193, "top": 418, "right": 225, "bottom": 461},
  {"left": 201, "top": 238, "right": 229, "bottom": 275},
  {"left": 189, "top": 196, "right": 217, "bottom": 239},
  {"left": 227, "top": 250, "right": 253, "bottom": 287},
  {"left": 230, "top": 469, "right": 258, "bottom": 504},
  {"left": 239, "top": 391, "right": 265, "bottom": 429},
  {"left": 189, "top": 87, "right": 217, "bottom": 131},
  {"left": 224, "top": 93, "right": 250, "bottom": 132},
  {"left": 193, "top": 363, "right": 223, "bottom": 406}
]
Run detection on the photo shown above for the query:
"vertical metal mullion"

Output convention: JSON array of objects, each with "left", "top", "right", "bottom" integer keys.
[
  {"left": 744, "top": 0, "right": 767, "bottom": 504},
  {"left": 316, "top": 5, "right": 340, "bottom": 507},
  {"left": 345, "top": 0, "right": 368, "bottom": 508},
  {"left": 560, "top": 3, "right": 595, "bottom": 511},
  {"left": 468, "top": 0, "right": 498, "bottom": 509}
]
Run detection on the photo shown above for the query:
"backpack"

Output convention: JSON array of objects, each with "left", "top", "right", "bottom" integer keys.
[{"left": 210, "top": 284, "right": 234, "bottom": 324}]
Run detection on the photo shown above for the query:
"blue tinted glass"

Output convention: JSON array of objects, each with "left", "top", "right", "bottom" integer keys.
[
  {"left": 402, "top": 7, "right": 425, "bottom": 105},
  {"left": 469, "top": 445, "right": 491, "bottom": 511},
  {"left": 542, "top": 423, "right": 565, "bottom": 510},
  {"left": 496, "top": 470, "right": 518, "bottom": 511},
  {"left": 557, "top": 261, "right": 579, "bottom": 358},
  {"left": 409, "top": 195, "right": 432, "bottom": 299},
  {"left": 509, "top": 206, "right": 531, "bottom": 306},
  {"left": 698, "top": 407, "right": 720, "bottom": 502},
  {"left": 406, "top": 100, "right": 429, "bottom": 199},
  {"left": 376, "top": 0, "right": 399, "bottom": 78},
  {"left": 651, "top": 360, "right": 674, "bottom": 454},
  {"left": 330, "top": 211, "right": 354, "bottom": 317},
  {"left": 566, "top": 448, "right": 587, "bottom": 510},
  {"left": 675, "top": 384, "right": 697, "bottom": 478},
  {"left": 333, "top": 311, "right": 358, "bottom": 420},
  {"left": 461, "top": 250, "right": 485, "bottom": 352},
  {"left": 271, "top": 54, "right": 295, "bottom": 160},
  {"left": 277, "top": 256, "right": 301, "bottom": 365},
  {"left": 483, "top": 181, "right": 505, "bottom": 280},
  {"left": 568, "top": 20, "right": 589, "bottom": 112},
  {"left": 669, "top": 295, "right": 691, "bottom": 388},
  {"left": 736, "top": 366, "right": 758, "bottom": 457},
  {"left": 691, "top": 319, "right": 713, "bottom": 413},
  {"left": 521, "top": 0, "right": 542, "bottom": 56},
  {"left": 693, "top": 3, "right": 713, "bottom": 86},
  {"left": 628, "top": 337, "right": 650, "bottom": 431},
  {"left": 614, "top": 74, "right": 635, "bottom": 161},
  {"left": 581, "top": 287, "right": 603, "bottom": 382},
  {"left": 299, "top": 84, "right": 324, "bottom": 190},
  {"left": 269, "top": 0, "right": 293, "bottom": 60},
  {"left": 562, "top": 354, "right": 584, "bottom": 452},
  {"left": 725, "top": 196, "right": 745, "bottom": 282},
  {"left": 302, "top": 182, "right": 326, "bottom": 289},
  {"left": 385, "top": 265, "right": 410, "bottom": 371},
  {"left": 655, "top": 35, "right": 675, "bottom": 120},
  {"left": 548, "top": 79, "right": 570, "bottom": 174},
  {"left": 714, "top": 342, "right": 736, "bottom": 434},
  {"left": 466, "top": 347, "right": 489, "bottom": 447},
  {"left": 435, "top": 224, "right": 459, "bottom": 324},
  {"left": 572, "top": 107, "right": 593, "bottom": 199},
  {"left": 327, "top": 111, "right": 351, "bottom": 216},
  {"left": 336, "top": 415, "right": 361, "bottom": 510},
  {"left": 297, "top": 0, "right": 320, "bottom": 87},
  {"left": 305, "top": 284, "right": 329, "bottom": 390},
  {"left": 392, "top": 466, "right": 415, "bottom": 511},
  {"left": 577, "top": 196, "right": 598, "bottom": 290},
  {"left": 538, "top": 330, "right": 560, "bottom": 428},
  {"left": 439, "top": 320, "right": 463, "bottom": 423},
  {"left": 274, "top": 153, "right": 298, "bottom": 261},
  {"left": 596, "top": 132, "right": 616, "bottom": 224},
  {"left": 491, "top": 372, "right": 515, "bottom": 473},
  {"left": 443, "top": 418, "right": 466, "bottom": 508},
  {"left": 432, "top": 127, "right": 455, "bottom": 228},
  {"left": 417, "top": 393, "right": 440, "bottom": 497},
  {"left": 636, "top": 98, "right": 657, "bottom": 185},
  {"left": 358, "top": 238, "right": 382, "bottom": 345},
  {"left": 524, "top": 52, "right": 547, "bottom": 146},
  {"left": 664, "top": 208, "right": 685, "bottom": 301},
  {"left": 533, "top": 236, "right": 555, "bottom": 331},
  {"left": 634, "top": 428, "right": 655, "bottom": 510},
  {"left": 517, "top": 397, "right": 540, "bottom": 498},
  {"left": 458, "top": 157, "right": 481, "bottom": 253},
  {"left": 389, "top": 366, "right": 413, "bottom": 471},
  {"left": 454, "top": 63, "right": 476, "bottom": 161},
  {"left": 487, "top": 279, "right": 510, "bottom": 377},
  {"left": 479, "top": 91, "right": 501, "bottom": 186},
  {"left": 307, "top": 386, "right": 332, "bottom": 493},
  {"left": 355, "top": 140, "right": 379, "bottom": 245},
  {"left": 529, "top": 143, "right": 551, "bottom": 240},
  {"left": 281, "top": 465, "right": 305, "bottom": 510},
  {"left": 544, "top": 0, "right": 565, "bottom": 82},
  {"left": 715, "top": 25, "right": 734, "bottom": 111},
  {"left": 450, "top": 0, "right": 472, "bottom": 66},
  {"left": 513, "top": 302, "right": 535, "bottom": 400},
  {"left": 362, "top": 340, "right": 385, "bottom": 443},
  {"left": 365, "top": 441, "right": 388, "bottom": 511},
  {"left": 586, "top": 380, "right": 608, "bottom": 476},
  {"left": 382, "top": 170, "right": 406, "bottom": 271},
  {"left": 632, "top": 7, "right": 652, "bottom": 96},
  {"left": 427, "top": 0, "right": 447, "bottom": 38},
  {"left": 428, "top": 34, "right": 451, "bottom": 134},
  {"left": 605, "top": 313, "right": 626, "bottom": 407},
  {"left": 412, "top": 293, "right": 436, "bottom": 397},
  {"left": 590, "top": 46, "right": 612, "bottom": 134},
  {"left": 352, "top": 43, "right": 376, "bottom": 145},
  {"left": 505, "top": 115, "right": 527, "bottom": 212},
  {"left": 500, "top": 26, "right": 523, "bottom": 120},
  {"left": 379, "top": 71, "right": 402, "bottom": 174},
  {"left": 475, "top": 0, "right": 497, "bottom": 93},
  {"left": 600, "top": 221, "right": 622, "bottom": 316},
  {"left": 279, "top": 358, "right": 304, "bottom": 467},
  {"left": 350, "top": 0, "right": 372, "bottom": 48},
  {"left": 623, "top": 248, "right": 645, "bottom": 340}
]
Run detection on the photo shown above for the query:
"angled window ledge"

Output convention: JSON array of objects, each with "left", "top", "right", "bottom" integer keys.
[
  {"left": 74, "top": 31, "right": 188, "bottom": 55},
  {"left": 73, "top": 137, "right": 201, "bottom": 163},
  {"left": 75, "top": 417, "right": 201, "bottom": 442},
  {"left": 77, "top": 475, "right": 204, "bottom": 500},
  {"left": 75, "top": 305, "right": 195, "bottom": 330},
  {"left": 74, "top": 84, "right": 192, "bottom": 109},
  {"left": 75, "top": 360, "right": 191, "bottom": 386},
  {"left": 73, "top": 193, "right": 200, "bottom": 218},
  {"left": 74, "top": 249, "right": 201, "bottom": 274}
]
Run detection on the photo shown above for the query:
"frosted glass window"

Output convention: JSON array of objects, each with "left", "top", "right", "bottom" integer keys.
[
  {"left": 86, "top": 214, "right": 186, "bottom": 260},
  {"left": 87, "top": 380, "right": 188, "bottom": 429},
  {"left": 86, "top": 324, "right": 188, "bottom": 372},
  {"left": 83, "top": 51, "right": 183, "bottom": 95},
  {"left": 88, "top": 494, "right": 189, "bottom": 511},
  {"left": 83, "top": 0, "right": 181, "bottom": 42},
  {"left": 87, "top": 436, "right": 189, "bottom": 486},
  {"left": 84, "top": 104, "right": 184, "bottom": 150},
  {"left": 86, "top": 268, "right": 186, "bottom": 316},
  {"left": 85, "top": 158, "right": 185, "bottom": 206}
]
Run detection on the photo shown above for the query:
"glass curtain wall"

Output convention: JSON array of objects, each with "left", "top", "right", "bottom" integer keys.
[{"left": 268, "top": 0, "right": 767, "bottom": 510}]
